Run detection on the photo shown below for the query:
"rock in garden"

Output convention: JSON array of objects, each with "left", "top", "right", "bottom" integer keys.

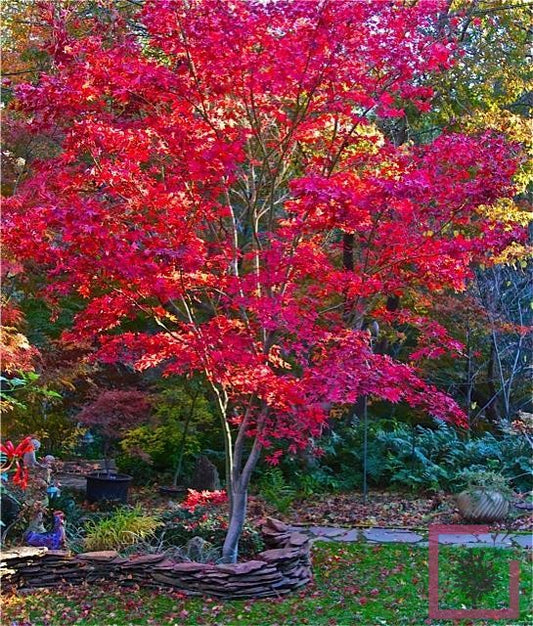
[{"left": 189, "top": 455, "right": 220, "bottom": 491}]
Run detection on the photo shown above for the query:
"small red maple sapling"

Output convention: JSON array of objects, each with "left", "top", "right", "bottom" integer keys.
[
  {"left": 77, "top": 390, "right": 151, "bottom": 474},
  {"left": 5, "top": 0, "right": 525, "bottom": 561}
]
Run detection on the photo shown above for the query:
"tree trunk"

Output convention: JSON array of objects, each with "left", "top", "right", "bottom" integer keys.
[
  {"left": 222, "top": 480, "right": 248, "bottom": 563},
  {"left": 172, "top": 390, "right": 198, "bottom": 487},
  {"left": 465, "top": 327, "right": 473, "bottom": 424},
  {"left": 103, "top": 441, "right": 111, "bottom": 474},
  {"left": 486, "top": 342, "right": 502, "bottom": 423},
  {"left": 221, "top": 410, "right": 264, "bottom": 563},
  {"left": 342, "top": 233, "right": 354, "bottom": 271},
  {"left": 342, "top": 233, "right": 355, "bottom": 323}
]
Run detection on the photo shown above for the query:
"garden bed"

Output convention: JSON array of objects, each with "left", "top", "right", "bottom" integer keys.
[
  {"left": 0, "top": 518, "right": 311, "bottom": 599},
  {"left": 269, "top": 491, "right": 533, "bottom": 532},
  {"left": 120, "top": 486, "right": 533, "bottom": 532}
]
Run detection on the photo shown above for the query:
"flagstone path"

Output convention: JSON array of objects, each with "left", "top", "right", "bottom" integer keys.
[{"left": 291, "top": 525, "right": 533, "bottom": 549}]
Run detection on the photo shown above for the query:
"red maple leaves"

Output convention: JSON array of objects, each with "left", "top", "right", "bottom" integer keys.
[
  {"left": 182, "top": 489, "right": 228, "bottom": 513},
  {"left": 4, "top": 0, "right": 525, "bottom": 460}
]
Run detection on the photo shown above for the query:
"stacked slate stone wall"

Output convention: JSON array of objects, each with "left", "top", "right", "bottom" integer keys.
[{"left": 0, "top": 519, "right": 311, "bottom": 599}]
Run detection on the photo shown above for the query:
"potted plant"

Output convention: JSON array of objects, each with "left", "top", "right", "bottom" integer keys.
[
  {"left": 77, "top": 390, "right": 151, "bottom": 503},
  {"left": 455, "top": 469, "right": 513, "bottom": 523}
]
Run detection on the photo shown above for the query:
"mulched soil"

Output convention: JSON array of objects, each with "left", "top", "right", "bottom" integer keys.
[
  {"left": 57, "top": 474, "right": 532, "bottom": 534},
  {"left": 127, "top": 485, "right": 532, "bottom": 533},
  {"left": 271, "top": 491, "right": 533, "bottom": 532}
]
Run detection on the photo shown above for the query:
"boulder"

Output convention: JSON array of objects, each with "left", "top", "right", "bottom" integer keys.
[{"left": 189, "top": 456, "right": 220, "bottom": 491}]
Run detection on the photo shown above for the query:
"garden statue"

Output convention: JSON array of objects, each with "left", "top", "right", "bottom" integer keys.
[
  {"left": 23, "top": 439, "right": 56, "bottom": 478},
  {"left": 41, "top": 456, "right": 57, "bottom": 484},
  {"left": 22, "top": 438, "right": 42, "bottom": 468},
  {"left": 20, "top": 439, "right": 61, "bottom": 537},
  {"left": 185, "top": 536, "right": 209, "bottom": 561},
  {"left": 23, "top": 441, "right": 56, "bottom": 508},
  {"left": 23, "top": 440, "right": 55, "bottom": 482},
  {"left": 25, "top": 510, "right": 66, "bottom": 550}
]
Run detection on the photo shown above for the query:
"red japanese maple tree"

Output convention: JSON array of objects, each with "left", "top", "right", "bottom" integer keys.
[
  {"left": 5, "top": 0, "right": 524, "bottom": 561},
  {"left": 77, "top": 389, "right": 152, "bottom": 473}
]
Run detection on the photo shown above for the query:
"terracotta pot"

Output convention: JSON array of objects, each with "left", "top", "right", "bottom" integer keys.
[{"left": 456, "top": 490, "right": 509, "bottom": 522}]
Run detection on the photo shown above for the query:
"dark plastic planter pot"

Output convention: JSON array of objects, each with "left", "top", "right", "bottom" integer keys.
[
  {"left": 158, "top": 485, "right": 187, "bottom": 499},
  {"left": 86, "top": 472, "right": 132, "bottom": 503}
]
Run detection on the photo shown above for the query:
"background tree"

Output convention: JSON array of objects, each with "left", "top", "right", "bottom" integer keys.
[{"left": 396, "top": 0, "right": 533, "bottom": 427}]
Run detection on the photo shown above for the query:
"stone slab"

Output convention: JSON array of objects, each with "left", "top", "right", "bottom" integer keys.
[
  {"left": 77, "top": 551, "right": 119, "bottom": 561},
  {"left": 299, "top": 526, "right": 350, "bottom": 539},
  {"left": 333, "top": 529, "right": 361, "bottom": 542},
  {"left": 1, "top": 547, "right": 48, "bottom": 561},
  {"left": 55, "top": 473, "right": 87, "bottom": 491},
  {"left": 510, "top": 534, "right": 533, "bottom": 549},
  {"left": 436, "top": 532, "right": 513, "bottom": 547},
  {"left": 363, "top": 529, "right": 424, "bottom": 544}
]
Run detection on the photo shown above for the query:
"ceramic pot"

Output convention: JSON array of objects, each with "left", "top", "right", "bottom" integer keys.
[{"left": 456, "top": 490, "right": 509, "bottom": 522}]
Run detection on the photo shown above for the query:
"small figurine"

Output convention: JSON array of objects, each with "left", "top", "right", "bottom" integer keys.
[
  {"left": 25, "top": 510, "right": 66, "bottom": 550},
  {"left": 22, "top": 438, "right": 42, "bottom": 468},
  {"left": 22, "top": 438, "right": 57, "bottom": 512}
]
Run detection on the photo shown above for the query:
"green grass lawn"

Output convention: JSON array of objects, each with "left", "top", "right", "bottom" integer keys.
[{"left": 3, "top": 542, "right": 532, "bottom": 626}]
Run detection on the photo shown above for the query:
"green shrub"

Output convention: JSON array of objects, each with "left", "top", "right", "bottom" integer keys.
[
  {"left": 115, "top": 453, "right": 159, "bottom": 485},
  {"left": 119, "top": 379, "right": 219, "bottom": 483},
  {"left": 455, "top": 468, "right": 514, "bottom": 499},
  {"left": 3, "top": 395, "right": 84, "bottom": 457},
  {"left": 294, "top": 467, "right": 345, "bottom": 497}
]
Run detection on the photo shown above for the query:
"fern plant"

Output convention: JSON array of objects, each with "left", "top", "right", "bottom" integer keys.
[
  {"left": 272, "top": 420, "right": 533, "bottom": 495},
  {"left": 258, "top": 467, "right": 297, "bottom": 513}
]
